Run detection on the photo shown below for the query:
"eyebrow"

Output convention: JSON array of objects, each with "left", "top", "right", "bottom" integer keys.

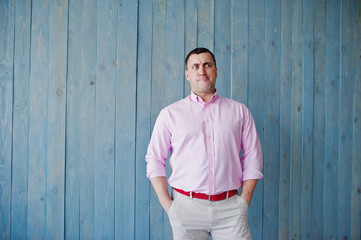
[{"left": 191, "top": 62, "right": 213, "bottom": 67}]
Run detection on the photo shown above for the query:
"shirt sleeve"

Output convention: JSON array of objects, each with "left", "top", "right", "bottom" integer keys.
[
  {"left": 145, "top": 109, "right": 172, "bottom": 179},
  {"left": 240, "top": 106, "right": 264, "bottom": 181}
]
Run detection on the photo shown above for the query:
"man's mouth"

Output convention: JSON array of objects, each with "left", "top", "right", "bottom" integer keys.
[{"left": 198, "top": 77, "right": 209, "bottom": 81}]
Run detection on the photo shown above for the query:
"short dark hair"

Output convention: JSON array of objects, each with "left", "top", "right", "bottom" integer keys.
[{"left": 185, "top": 47, "right": 216, "bottom": 69}]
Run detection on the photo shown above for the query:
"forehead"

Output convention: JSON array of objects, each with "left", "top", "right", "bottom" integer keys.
[{"left": 187, "top": 52, "right": 215, "bottom": 66}]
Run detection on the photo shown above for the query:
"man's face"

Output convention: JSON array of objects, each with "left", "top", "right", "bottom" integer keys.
[{"left": 185, "top": 52, "right": 217, "bottom": 97}]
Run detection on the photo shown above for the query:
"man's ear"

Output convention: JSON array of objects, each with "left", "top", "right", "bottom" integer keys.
[{"left": 185, "top": 70, "right": 190, "bottom": 81}]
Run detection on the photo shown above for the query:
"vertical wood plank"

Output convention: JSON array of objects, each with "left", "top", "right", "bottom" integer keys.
[
  {"left": 197, "top": 0, "right": 214, "bottom": 50},
  {"left": 263, "top": 0, "right": 281, "bottom": 239},
  {"left": 164, "top": 0, "right": 185, "bottom": 106},
  {"left": 0, "top": 0, "right": 14, "bottom": 238},
  {"left": 45, "top": 1, "right": 68, "bottom": 239},
  {"left": 231, "top": 0, "right": 248, "bottom": 104},
  {"left": 78, "top": 0, "right": 97, "bottom": 239},
  {"left": 65, "top": 0, "right": 83, "bottom": 238},
  {"left": 247, "top": 1, "right": 264, "bottom": 239},
  {"left": 301, "top": 0, "right": 314, "bottom": 238},
  {"left": 94, "top": 0, "right": 117, "bottom": 238},
  {"left": 214, "top": 0, "right": 231, "bottom": 98},
  {"left": 352, "top": 2, "right": 361, "bottom": 239},
  {"left": 338, "top": 1, "right": 355, "bottom": 239},
  {"left": 11, "top": 0, "right": 31, "bottom": 239},
  {"left": 184, "top": 0, "right": 197, "bottom": 96},
  {"left": 136, "top": 0, "right": 152, "bottom": 239},
  {"left": 27, "top": 0, "right": 50, "bottom": 238},
  {"left": 150, "top": 0, "right": 166, "bottom": 239},
  {"left": 289, "top": 1, "right": 303, "bottom": 239},
  {"left": 323, "top": 1, "right": 341, "bottom": 239},
  {"left": 163, "top": 1, "right": 185, "bottom": 238},
  {"left": 279, "top": 0, "right": 292, "bottom": 239},
  {"left": 311, "top": 0, "right": 326, "bottom": 238},
  {"left": 115, "top": 0, "right": 138, "bottom": 239}
]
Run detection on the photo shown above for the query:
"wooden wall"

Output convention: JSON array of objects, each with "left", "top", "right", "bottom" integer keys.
[{"left": 1, "top": 0, "right": 360, "bottom": 239}]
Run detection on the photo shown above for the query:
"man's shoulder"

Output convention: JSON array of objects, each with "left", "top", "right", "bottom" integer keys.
[
  {"left": 217, "top": 95, "right": 247, "bottom": 108},
  {"left": 159, "top": 96, "right": 190, "bottom": 115}
]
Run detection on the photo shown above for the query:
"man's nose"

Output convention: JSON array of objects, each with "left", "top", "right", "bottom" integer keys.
[{"left": 199, "top": 65, "right": 206, "bottom": 74}]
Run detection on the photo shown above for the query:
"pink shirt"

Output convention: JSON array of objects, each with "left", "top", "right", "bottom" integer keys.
[{"left": 146, "top": 91, "right": 263, "bottom": 195}]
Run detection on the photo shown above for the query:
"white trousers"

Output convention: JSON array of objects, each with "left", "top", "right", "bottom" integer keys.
[{"left": 168, "top": 189, "right": 252, "bottom": 240}]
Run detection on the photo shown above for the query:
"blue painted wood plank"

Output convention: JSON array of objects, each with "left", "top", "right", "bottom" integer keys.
[
  {"left": 352, "top": 2, "right": 361, "bottom": 239},
  {"left": 301, "top": 0, "right": 314, "bottom": 238},
  {"left": 324, "top": 1, "right": 341, "bottom": 239},
  {"left": 247, "top": 1, "right": 265, "bottom": 239},
  {"left": 289, "top": 1, "right": 303, "bottom": 239},
  {"left": 214, "top": 0, "right": 231, "bottom": 98},
  {"left": 94, "top": 0, "right": 117, "bottom": 238},
  {"left": 184, "top": 0, "right": 197, "bottom": 96},
  {"left": 311, "top": 0, "right": 326, "bottom": 238},
  {"left": 115, "top": 0, "right": 138, "bottom": 239},
  {"left": 10, "top": 0, "right": 31, "bottom": 239},
  {"left": 164, "top": 0, "right": 185, "bottom": 106},
  {"left": 279, "top": 0, "right": 292, "bottom": 238},
  {"left": 0, "top": 0, "right": 14, "bottom": 238},
  {"left": 136, "top": 0, "right": 152, "bottom": 239},
  {"left": 45, "top": 1, "right": 68, "bottom": 238},
  {"left": 150, "top": 0, "right": 166, "bottom": 239},
  {"left": 78, "top": 0, "right": 97, "bottom": 238},
  {"left": 79, "top": 0, "right": 98, "bottom": 239},
  {"left": 263, "top": 0, "right": 281, "bottom": 239},
  {"left": 65, "top": 0, "right": 83, "bottom": 238},
  {"left": 163, "top": 1, "right": 185, "bottom": 238},
  {"left": 338, "top": 1, "right": 355, "bottom": 239},
  {"left": 27, "top": 0, "right": 50, "bottom": 238},
  {"left": 231, "top": 0, "right": 248, "bottom": 104},
  {"left": 197, "top": 0, "right": 214, "bottom": 51}
]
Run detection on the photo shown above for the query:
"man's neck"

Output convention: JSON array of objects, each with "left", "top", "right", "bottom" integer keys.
[{"left": 193, "top": 90, "right": 216, "bottom": 103}]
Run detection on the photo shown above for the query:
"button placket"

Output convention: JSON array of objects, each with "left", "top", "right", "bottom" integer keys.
[{"left": 204, "top": 105, "right": 215, "bottom": 193}]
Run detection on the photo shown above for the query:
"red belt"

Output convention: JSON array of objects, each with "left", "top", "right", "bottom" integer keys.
[{"left": 174, "top": 188, "right": 237, "bottom": 201}]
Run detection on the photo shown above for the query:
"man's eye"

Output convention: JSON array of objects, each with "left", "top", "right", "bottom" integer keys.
[{"left": 192, "top": 65, "right": 198, "bottom": 69}]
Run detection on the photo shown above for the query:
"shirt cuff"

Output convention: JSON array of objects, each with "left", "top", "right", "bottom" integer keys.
[
  {"left": 147, "top": 168, "right": 167, "bottom": 179},
  {"left": 242, "top": 171, "right": 264, "bottom": 181}
]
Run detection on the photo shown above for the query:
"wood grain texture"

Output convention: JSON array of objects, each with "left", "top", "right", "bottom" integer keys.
[
  {"left": 324, "top": 1, "right": 341, "bottom": 239},
  {"left": 263, "top": 0, "right": 280, "bottom": 239},
  {"left": 351, "top": 2, "right": 361, "bottom": 239},
  {"left": 115, "top": 0, "right": 138, "bottom": 238},
  {"left": 338, "top": 1, "right": 355, "bottom": 240},
  {"left": 247, "top": 1, "right": 265, "bottom": 239},
  {"left": 45, "top": 1, "right": 67, "bottom": 239},
  {"left": 231, "top": 0, "right": 248, "bottom": 104},
  {"left": 65, "top": 0, "right": 83, "bottom": 238},
  {"left": 0, "top": 0, "right": 14, "bottom": 239},
  {"left": 135, "top": 0, "right": 152, "bottom": 239},
  {"left": 150, "top": 0, "right": 166, "bottom": 239},
  {"left": 11, "top": 1, "right": 31, "bottom": 239},
  {"left": 27, "top": 0, "right": 50, "bottom": 238},
  {"left": 301, "top": 0, "right": 314, "bottom": 238},
  {"left": 279, "top": 1, "right": 292, "bottom": 239},
  {"left": 94, "top": 0, "right": 117, "bottom": 238},
  {"left": 311, "top": 0, "right": 326, "bottom": 238}
]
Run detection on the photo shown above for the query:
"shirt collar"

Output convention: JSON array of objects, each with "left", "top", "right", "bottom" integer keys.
[{"left": 190, "top": 90, "right": 218, "bottom": 105}]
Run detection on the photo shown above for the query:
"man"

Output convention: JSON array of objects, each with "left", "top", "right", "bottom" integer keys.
[{"left": 145, "top": 47, "right": 263, "bottom": 239}]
